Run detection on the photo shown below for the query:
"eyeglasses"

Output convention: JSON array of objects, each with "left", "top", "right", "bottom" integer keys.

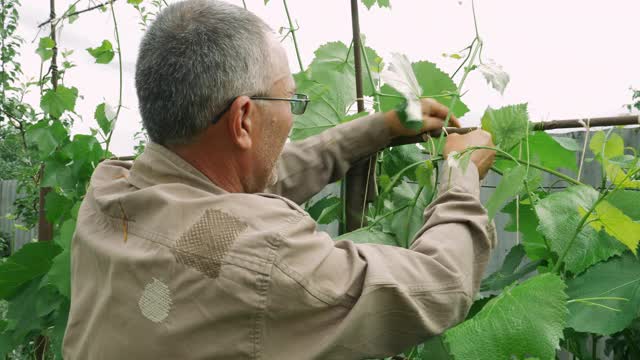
[{"left": 211, "top": 93, "right": 310, "bottom": 124}]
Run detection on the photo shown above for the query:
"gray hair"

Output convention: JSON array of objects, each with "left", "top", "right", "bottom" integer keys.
[{"left": 135, "top": 0, "right": 273, "bottom": 144}]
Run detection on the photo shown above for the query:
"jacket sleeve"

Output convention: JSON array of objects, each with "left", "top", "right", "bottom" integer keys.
[
  {"left": 266, "top": 112, "right": 393, "bottom": 204},
  {"left": 263, "top": 162, "right": 496, "bottom": 359}
]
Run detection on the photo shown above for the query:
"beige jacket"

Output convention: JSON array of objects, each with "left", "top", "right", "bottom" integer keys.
[{"left": 63, "top": 113, "right": 495, "bottom": 359}]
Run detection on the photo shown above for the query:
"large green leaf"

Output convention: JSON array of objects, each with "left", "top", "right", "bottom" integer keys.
[
  {"left": 306, "top": 196, "right": 341, "bottom": 225},
  {"left": 36, "top": 37, "right": 54, "bottom": 61},
  {"left": 336, "top": 227, "right": 398, "bottom": 246},
  {"left": 41, "top": 158, "right": 75, "bottom": 190},
  {"left": 0, "top": 242, "right": 62, "bottom": 300},
  {"left": 94, "top": 102, "right": 114, "bottom": 135},
  {"left": 535, "top": 186, "right": 626, "bottom": 274},
  {"left": 566, "top": 253, "right": 640, "bottom": 335},
  {"left": 480, "top": 244, "right": 540, "bottom": 292},
  {"left": 387, "top": 183, "right": 433, "bottom": 247},
  {"left": 380, "top": 61, "right": 469, "bottom": 119},
  {"left": 48, "top": 219, "right": 76, "bottom": 299},
  {"left": 25, "top": 120, "right": 68, "bottom": 159},
  {"left": 444, "top": 274, "right": 568, "bottom": 360},
  {"left": 40, "top": 85, "right": 78, "bottom": 118},
  {"left": 481, "top": 103, "right": 529, "bottom": 151},
  {"left": 381, "top": 145, "right": 424, "bottom": 182},
  {"left": 485, "top": 165, "right": 527, "bottom": 220},
  {"left": 3, "top": 278, "right": 47, "bottom": 343},
  {"left": 60, "top": 134, "right": 105, "bottom": 184},
  {"left": 528, "top": 132, "right": 578, "bottom": 172},
  {"left": 290, "top": 72, "right": 345, "bottom": 140},
  {"left": 589, "top": 131, "right": 624, "bottom": 159},
  {"left": 308, "top": 41, "right": 381, "bottom": 103},
  {"left": 502, "top": 199, "right": 551, "bottom": 261},
  {"left": 86, "top": 39, "right": 115, "bottom": 64},
  {"left": 44, "top": 191, "right": 73, "bottom": 223},
  {"left": 581, "top": 200, "right": 640, "bottom": 254},
  {"left": 608, "top": 190, "right": 640, "bottom": 220}
]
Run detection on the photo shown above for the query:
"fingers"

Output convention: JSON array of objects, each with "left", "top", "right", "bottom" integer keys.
[{"left": 421, "top": 98, "right": 460, "bottom": 128}]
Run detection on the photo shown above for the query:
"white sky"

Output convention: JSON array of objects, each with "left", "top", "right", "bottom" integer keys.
[{"left": 16, "top": 0, "right": 640, "bottom": 155}]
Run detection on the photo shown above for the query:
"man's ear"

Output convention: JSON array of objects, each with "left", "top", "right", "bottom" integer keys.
[{"left": 226, "top": 96, "right": 253, "bottom": 150}]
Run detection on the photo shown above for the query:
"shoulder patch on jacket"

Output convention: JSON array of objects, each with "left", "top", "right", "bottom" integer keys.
[{"left": 172, "top": 208, "right": 247, "bottom": 278}]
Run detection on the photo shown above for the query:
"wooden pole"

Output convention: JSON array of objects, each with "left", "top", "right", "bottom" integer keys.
[
  {"left": 344, "top": 0, "right": 378, "bottom": 233},
  {"left": 390, "top": 115, "right": 640, "bottom": 147},
  {"left": 35, "top": 0, "right": 58, "bottom": 358}
]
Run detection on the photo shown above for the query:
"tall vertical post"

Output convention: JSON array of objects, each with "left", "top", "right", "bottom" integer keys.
[
  {"left": 35, "top": 1, "right": 57, "bottom": 358},
  {"left": 344, "top": 0, "right": 378, "bottom": 232}
]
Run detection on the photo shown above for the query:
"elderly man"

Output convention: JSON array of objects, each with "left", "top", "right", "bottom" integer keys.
[{"left": 63, "top": 0, "right": 496, "bottom": 358}]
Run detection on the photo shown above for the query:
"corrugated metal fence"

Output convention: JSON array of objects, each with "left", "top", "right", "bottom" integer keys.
[{"left": 0, "top": 180, "right": 38, "bottom": 252}]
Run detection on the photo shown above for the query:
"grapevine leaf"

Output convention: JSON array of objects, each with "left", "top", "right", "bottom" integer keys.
[
  {"left": 44, "top": 191, "right": 73, "bottom": 223},
  {"left": 4, "top": 278, "right": 47, "bottom": 342},
  {"left": 607, "top": 190, "right": 640, "bottom": 220},
  {"left": 580, "top": 200, "right": 640, "bottom": 254},
  {"left": 48, "top": 219, "right": 76, "bottom": 298},
  {"left": 41, "top": 159, "right": 75, "bottom": 190},
  {"left": 290, "top": 72, "right": 344, "bottom": 140},
  {"left": 361, "top": 0, "right": 390, "bottom": 9},
  {"left": 380, "top": 61, "right": 469, "bottom": 119},
  {"left": 49, "top": 299, "right": 70, "bottom": 360},
  {"left": 444, "top": 274, "right": 568, "bottom": 360},
  {"left": 553, "top": 136, "right": 580, "bottom": 151},
  {"left": 0, "top": 242, "right": 62, "bottom": 300},
  {"left": 307, "top": 196, "right": 341, "bottom": 225},
  {"left": 25, "top": 120, "right": 68, "bottom": 158},
  {"left": 128, "top": 0, "right": 144, "bottom": 4},
  {"left": 589, "top": 132, "right": 624, "bottom": 159},
  {"left": 381, "top": 53, "right": 423, "bottom": 130},
  {"left": 502, "top": 199, "right": 551, "bottom": 261},
  {"left": 566, "top": 253, "right": 640, "bottom": 335},
  {"left": 527, "top": 132, "right": 578, "bottom": 172},
  {"left": 381, "top": 145, "right": 424, "bottom": 182},
  {"left": 40, "top": 85, "right": 78, "bottom": 118},
  {"left": 485, "top": 165, "right": 527, "bottom": 220},
  {"left": 86, "top": 40, "right": 115, "bottom": 64},
  {"left": 419, "top": 336, "right": 452, "bottom": 360},
  {"left": 94, "top": 102, "right": 115, "bottom": 135},
  {"left": 415, "top": 160, "right": 435, "bottom": 188},
  {"left": 481, "top": 103, "right": 529, "bottom": 151},
  {"left": 588, "top": 132, "right": 639, "bottom": 187},
  {"left": 387, "top": 182, "right": 433, "bottom": 246},
  {"left": 60, "top": 135, "right": 105, "bottom": 184},
  {"left": 66, "top": 4, "right": 79, "bottom": 23},
  {"left": 36, "top": 37, "right": 54, "bottom": 61},
  {"left": 336, "top": 227, "right": 398, "bottom": 246},
  {"left": 308, "top": 41, "right": 381, "bottom": 105},
  {"left": 535, "top": 186, "right": 626, "bottom": 274},
  {"left": 480, "top": 244, "right": 542, "bottom": 292},
  {"left": 477, "top": 60, "right": 510, "bottom": 95}
]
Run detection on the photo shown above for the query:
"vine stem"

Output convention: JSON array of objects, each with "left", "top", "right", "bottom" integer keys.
[
  {"left": 434, "top": 37, "right": 481, "bottom": 157},
  {"left": 577, "top": 119, "right": 591, "bottom": 181},
  {"left": 104, "top": 1, "right": 123, "bottom": 155},
  {"left": 403, "top": 186, "right": 424, "bottom": 248},
  {"left": 282, "top": 0, "right": 304, "bottom": 72},
  {"left": 460, "top": 145, "right": 585, "bottom": 187}
]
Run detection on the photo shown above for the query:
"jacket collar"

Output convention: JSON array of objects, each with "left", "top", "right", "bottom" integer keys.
[{"left": 128, "top": 142, "right": 227, "bottom": 195}]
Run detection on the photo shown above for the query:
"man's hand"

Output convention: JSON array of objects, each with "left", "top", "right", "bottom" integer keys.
[
  {"left": 443, "top": 130, "right": 496, "bottom": 179},
  {"left": 384, "top": 98, "right": 461, "bottom": 138}
]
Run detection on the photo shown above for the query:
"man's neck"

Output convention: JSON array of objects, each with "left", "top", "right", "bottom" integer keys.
[{"left": 168, "top": 143, "right": 247, "bottom": 193}]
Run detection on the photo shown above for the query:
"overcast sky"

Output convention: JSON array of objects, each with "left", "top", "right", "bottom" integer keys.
[{"left": 16, "top": 0, "right": 640, "bottom": 155}]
